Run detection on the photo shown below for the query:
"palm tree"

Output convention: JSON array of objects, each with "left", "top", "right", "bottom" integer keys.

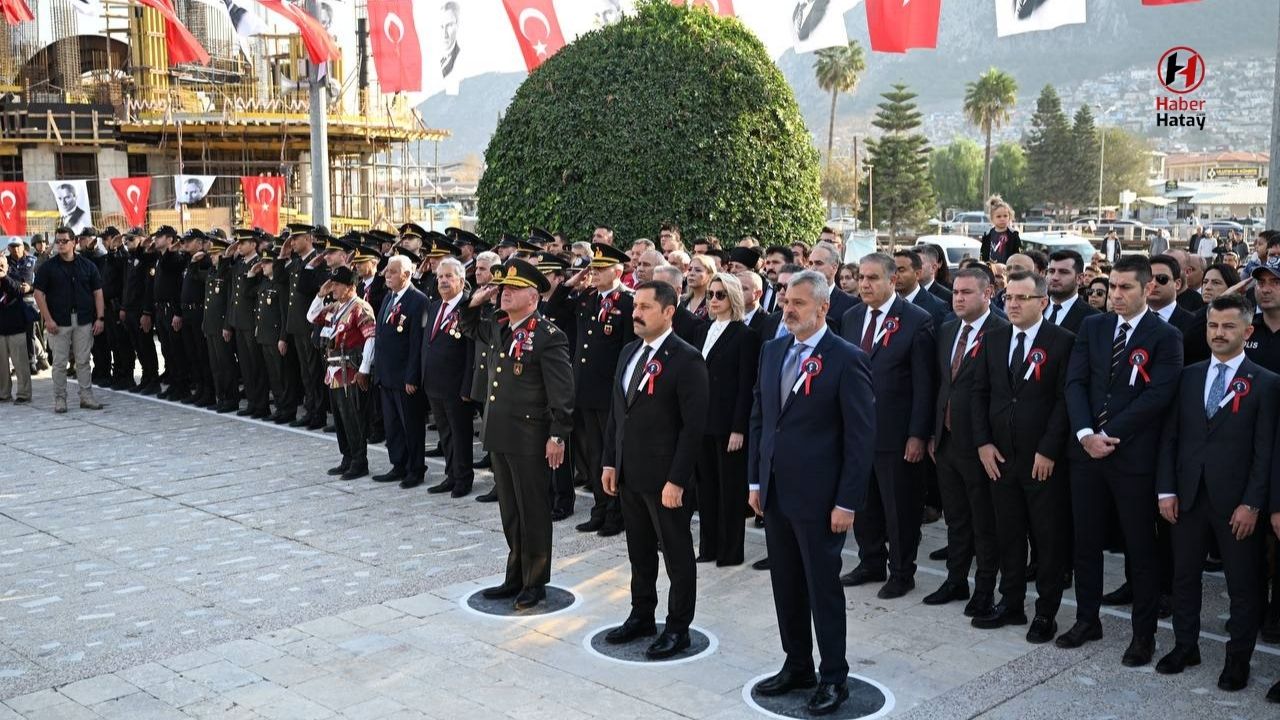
[
  {"left": 963, "top": 68, "right": 1018, "bottom": 202},
  {"left": 813, "top": 41, "right": 866, "bottom": 167}
]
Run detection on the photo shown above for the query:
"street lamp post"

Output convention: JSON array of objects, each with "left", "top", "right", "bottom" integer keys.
[
  {"left": 1098, "top": 128, "right": 1106, "bottom": 222},
  {"left": 866, "top": 163, "right": 874, "bottom": 245}
]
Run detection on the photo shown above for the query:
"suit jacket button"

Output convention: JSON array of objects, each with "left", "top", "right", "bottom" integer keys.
[
  {"left": 489, "top": 395, "right": 496, "bottom": 402},
  {"left": 496, "top": 367, "right": 502, "bottom": 373},
  {"left": 493, "top": 381, "right": 499, "bottom": 387}
]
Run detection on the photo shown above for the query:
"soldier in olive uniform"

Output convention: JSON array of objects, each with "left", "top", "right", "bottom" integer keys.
[
  {"left": 285, "top": 224, "right": 329, "bottom": 430},
  {"left": 176, "top": 230, "right": 214, "bottom": 407},
  {"left": 201, "top": 237, "right": 239, "bottom": 412},
  {"left": 226, "top": 229, "right": 271, "bottom": 419},
  {"left": 460, "top": 258, "right": 574, "bottom": 610},
  {"left": 252, "top": 245, "right": 290, "bottom": 418}
]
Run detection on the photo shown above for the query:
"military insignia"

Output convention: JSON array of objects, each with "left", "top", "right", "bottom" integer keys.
[
  {"left": 513, "top": 362, "right": 523, "bottom": 376},
  {"left": 149, "top": 267, "right": 156, "bottom": 277},
  {"left": 266, "top": 297, "right": 272, "bottom": 305},
  {"left": 603, "top": 324, "right": 613, "bottom": 335}
]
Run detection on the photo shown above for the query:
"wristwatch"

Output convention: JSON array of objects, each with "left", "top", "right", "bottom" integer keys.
[
  {"left": 1244, "top": 505, "right": 1260, "bottom": 515},
  {"left": 549, "top": 436, "right": 564, "bottom": 446}
]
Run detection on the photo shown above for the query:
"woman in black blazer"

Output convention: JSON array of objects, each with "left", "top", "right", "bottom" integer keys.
[{"left": 691, "top": 273, "right": 760, "bottom": 566}]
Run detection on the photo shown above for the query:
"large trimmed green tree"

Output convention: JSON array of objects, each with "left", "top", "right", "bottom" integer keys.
[
  {"left": 865, "top": 84, "right": 935, "bottom": 248},
  {"left": 476, "top": 0, "right": 823, "bottom": 245}
]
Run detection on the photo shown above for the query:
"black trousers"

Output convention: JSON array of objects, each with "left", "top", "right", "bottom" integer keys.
[
  {"left": 91, "top": 307, "right": 114, "bottom": 378},
  {"left": 261, "top": 341, "right": 285, "bottom": 408},
  {"left": 764, "top": 489, "right": 849, "bottom": 684},
  {"left": 551, "top": 435, "right": 575, "bottom": 514},
  {"left": 853, "top": 451, "right": 923, "bottom": 579},
  {"left": 694, "top": 434, "right": 747, "bottom": 566},
  {"left": 125, "top": 311, "right": 159, "bottom": 383},
  {"left": 276, "top": 337, "right": 300, "bottom": 418},
  {"left": 492, "top": 451, "right": 553, "bottom": 590},
  {"left": 428, "top": 393, "right": 473, "bottom": 487},
  {"left": 620, "top": 483, "right": 696, "bottom": 632},
  {"left": 1171, "top": 487, "right": 1262, "bottom": 656},
  {"left": 992, "top": 470, "right": 1067, "bottom": 619},
  {"left": 936, "top": 434, "right": 999, "bottom": 594},
  {"left": 180, "top": 320, "right": 209, "bottom": 396},
  {"left": 155, "top": 303, "right": 188, "bottom": 390},
  {"left": 233, "top": 329, "right": 268, "bottom": 412},
  {"left": 107, "top": 304, "right": 134, "bottom": 382},
  {"left": 1071, "top": 459, "right": 1159, "bottom": 637},
  {"left": 381, "top": 386, "right": 425, "bottom": 477},
  {"left": 575, "top": 407, "right": 621, "bottom": 527},
  {"left": 205, "top": 333, "right": 237, "bottom": 403},
  {"left": 330, "top": 383, "right": 366, "bottom": 465},
  {"left": 292, "top": 331, "right": 325, "bottom": 422}
]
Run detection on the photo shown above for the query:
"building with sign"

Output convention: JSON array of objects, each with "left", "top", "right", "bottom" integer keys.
[{"left": 1164, "top": 151, "right": 1269, "bottom": 183}]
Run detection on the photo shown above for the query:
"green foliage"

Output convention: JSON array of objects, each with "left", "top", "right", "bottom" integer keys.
[
  {"left": 989, "top": 142, "right": 1030, "bottom": 215},
  {"left": 476, "top": 0, "right": 823, "bottom": 246},
  {"left": 821, "top": 159, "right": 860, "bottom": 209},
  {"left": 1069, "top": 105, "right": 1100, "bottom": 208},
  {"left": 1024, "top": 85, "right": 1074, "bottom": 212},
  {"left": 1099, "top": 127, "right": 1151, "bottom": 206},
  {"left": 865, "top": 84, "right": 935, "bottom": 245},
  {"left": 963, "top": 67, "right": 1018, "bottom": 201},
  {"left": 813, "top": 41, "right": 866, "bottom": 165},
  {"left": 931, "top": 139, "right": 983, "bottom": 211}
]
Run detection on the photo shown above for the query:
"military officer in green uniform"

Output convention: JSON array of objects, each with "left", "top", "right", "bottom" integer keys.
[
  {"left": 226, "top": 229, "right": 271, "bottom": 419},
  {"left": 252, "top": 244, "right": 289, "bottom": 418},
  {"left": 200, "top": 236, "right": 238, "bottom": 412}
]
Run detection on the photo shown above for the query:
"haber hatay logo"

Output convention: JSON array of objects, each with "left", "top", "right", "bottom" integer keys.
[{"left": 1158, "top": 46, "right": 1205, "bottom": 94}]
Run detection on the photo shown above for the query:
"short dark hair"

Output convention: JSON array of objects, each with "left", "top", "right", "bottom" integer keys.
[
  {"left": 1006, "top": 270, "right": 1047, "bottom": 296},
  {"left": 1048, "top": 249, "right": 1084, "bottom": 274},
  {"left": 1147, "top": 253, "right": 1180, "bottom": 281},
  {"left": 954, "top": 266, "right": 992, "bottom": 289},
  {"left": 820, "top": 226, "right": 835, "bottom": 235},
  {"left": 1023, "top": 250, "right": 1048, "bottom": 273},
  {"left": 765, "top": 245, "right": 794, "bottom": 263},
  {"left": 635, "top": 280, "right": 678, "bottom": 309},
  {"left": 660, "top": 222, "right": 681, "bottom": 237},
  {"left": 778, "top": 263, "right": 804, "bottom": 275},
  {"left": 53, "top": 226, "right": 75, "bottom": 239},
  {"left": 917, "top": 244, "right": 941, "bottom": 263},
  {"left": 1113, "top": 254, "right": 1154, "bottom": 284},
  {"left": 1209, "top": 292, "right": 1254, "bottom": 320},
  {"left": 1265, "top": 231, "right": 1280, "bottom": 250},
  {"left": 893, "top": 249, "right": 922, "bottom": 271},
  {"left": 1205, "top": 262, "right": 1241, "bottom": 288}
]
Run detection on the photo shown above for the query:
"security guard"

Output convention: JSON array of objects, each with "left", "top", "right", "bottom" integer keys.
[
  {"left": 202, "top": 236, "right": 239, "bottom": 412},
  {"left": 227, "top": 229, "right": 270, "bottom": 419},
  {"left": 461, "top": 258, "right": 574, "bottom": 610}
]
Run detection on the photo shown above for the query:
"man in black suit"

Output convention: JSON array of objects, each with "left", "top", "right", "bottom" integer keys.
[
  {"left": 839, "top": 253, "right": 936, "bottom": 599},
  {"left": 1155, "top": 293, "right": 1279, "bottom": 691},
  {"left": 759, "top": 265, "right": 805, "bottom": 344},
  {"left": 422, "top": 257, "right": 475, "bottom": 498},
  {"left": 1149, "top": 254, "right": 1194, "bottom": 333},
  {"left": 372, "top": 255, "right": 428, "bottom": 489},
  {"left": 749, "top": 269, "right": 875, "bottom": 716},
  {"left": 919, "top": 244, "right": 953, "bottom": 306},
  {"left": 924, "top": 267, "right": 1008, "bottom": 616},
  {"left": 653, "top": 265, "right": 705, "bottom": 344},
  {"left": 895, "top": 249, "right": 949, "bottom": 329},
  {"left": 760, "top": 245, "right": 793, "bottom": 314},
  {"left": 734, "top": 270, "right": 771, "bottom": 335},
  {"left": 601, "top": 281, "right": 708, "bottom": 659},
  {"left": 971, "top": 271, "right": 1075, "bottom": 642},
  {"left": 1045, "top": 250, "right": 1099, "bottom": 334},
  {"left": 806, "top": 242, "right": 856, "bottom": 333},
  {"left": 1058, "top": 255, "right": 1182, "bottom": 667}
]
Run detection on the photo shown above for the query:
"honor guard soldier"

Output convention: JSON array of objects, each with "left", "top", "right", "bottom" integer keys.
[
  {"left": 121, "top": 228, "right": 161, "bottom": 394},
  {"left": 461, "top": 258, "right": 575, "bottom": 610},
  {"left": 285, "top": 224, "right": 330, "bottom": 429},
  {"left": 177, "top": 230, "right": 214, "bottom": 407},
  {"left": 252, "top": 244, "right": 290, "bottom": 420},
  {"left": 573, "top": 242, "right": 636, "bottom": 537},
  {"left": 202, "top": 236, "right": 239, "bottom": 412},
  {"left": 227, "top": 229, "right": 271, "bottom": 419},
  {"left": 307, "top": 265, "right": 376, "bottom": 480},
  {"left": 151, "top": 225, "right": 191, "bottom": 401}
]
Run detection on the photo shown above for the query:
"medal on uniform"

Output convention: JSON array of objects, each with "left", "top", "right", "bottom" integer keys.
[
  {"left": 513, "top": 362, "right": 523, "bottom": 376},
  {"left": 603, "top": 324, "right": 613, "bottom": 335}
]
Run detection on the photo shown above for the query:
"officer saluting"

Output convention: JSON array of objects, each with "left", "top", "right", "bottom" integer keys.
[
  {"left": 461, "top": 258, "right": 575, "bottom": 610},
  {"left": 307, "top": 266, "right": 377, "bottom": 480}
]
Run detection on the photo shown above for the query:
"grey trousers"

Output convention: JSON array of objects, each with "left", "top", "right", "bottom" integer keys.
[
  {"left": 48, "top": 318, "right": 95, "bottom": 401},
  {"left": 0, "top": 332, "right": 30, "bottom": 400}
]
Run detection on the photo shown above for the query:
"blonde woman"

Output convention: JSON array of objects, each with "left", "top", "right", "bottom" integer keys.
[
  {"left": 680, "top": 254, "right": 716, "bottom": 319},
  {"left": 979, "top": 195, "right": 1021, "bottom": 264}
]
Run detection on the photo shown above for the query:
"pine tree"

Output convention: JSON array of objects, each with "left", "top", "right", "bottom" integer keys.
[
  {"left": 1069, "top": 105, "right": 1100, "bottom": 211},
  {"left": 1024, "top": 85, "right": 1073, "bottom": 214},
  {"left": 865, "top": 84, "right": 935, "bottom": 248}
]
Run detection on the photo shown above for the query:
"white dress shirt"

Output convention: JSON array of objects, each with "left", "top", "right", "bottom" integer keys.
[
  {"left": 1007, "top": 319, "right": 1043, "bottom": 366},
  {"left": 1076, "top": 307, "right": 1150, "bottom": 441},
  {"left": 1152, "top": 302, "right": 1176, "bottom": 323},
  {"left": 1159, "top": 351, "right": 1247, "bottom": 500},
  {"left": 949, "top": 309, "right": 993, "bottom": 362},
  {"left": 902, "top": 285, "right": 922, "bottom": 304},
  {"left": 621, "top": 327, "right": 674, "bottom": 393},
  {"left": 1046, "top": 294, "right": 1079, "bottom": 326},
  {"left": 701, "top": 319, "right": 730, "bottom": 358},
  {"left": 859, "top": 296, "right": 897, "bottom": 342}
]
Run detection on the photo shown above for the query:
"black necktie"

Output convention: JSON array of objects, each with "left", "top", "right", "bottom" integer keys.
[
  {"left": 1048, "top": 303, "right": 1062, "bottom": 325},
  {"left": 1010, "top": 331, "right": 1027, "bottom": 380},
  {"left": 626, "top": 346, "right": 652, "bottom": 405}
]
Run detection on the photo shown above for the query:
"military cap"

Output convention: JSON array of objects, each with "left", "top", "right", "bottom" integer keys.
[
  {"left": 150, "top": 225, "right": 179, "bottom": 239},
  {"left": 233, "top": 228, "right": 261, "bottom": 243},
  {"left": 529, "top": 227, "right": 556, "bottom": 246},
  {"left": 588, "top": 242, "right": 629, "bottom": 269},
  {"left": 353, "top": 243, "right": 382, "bottom": 264},
  {"left": 728, "top": 246, "right": 761, "bottom": 269},
  {"left": 208, "top": 238, "right": 233, "bottom": 256},
  {"left": 208, "top": 228, "right": 228, "bottom": 240},
  {"left": 452, "top": 228, "right": 482, "bottom": 248},
  {"left": 329, "top": 265, "right": 358, "bottom": 286},
  {"left": 496, "top": 233, "right": 520, "bottom": 248},
  {"left": 182, "top": 228, "right": 209, "bottom": 243},
  {"left": 536, "top": 253, "right": 570, "bottom": 274},
  {"left": 339, "top": 230, "right": 364, "bottom": 246},
  {"left": 399, "top": 222, "right": 429, "bottom": 240},
  {"left": 123, "top": 226, "right": 145, "bottom": 238},
  {"left": 497, "top": 258, "right": 551, "bottom": 293},
  {"left": 324, "top": 234, "right": 356, "bottom": 254},
  {"left": 427, "top": 235, "right": 461, "bottom": 259},
  {"left": 367, "top": 229, "right": 397, "bottom": 246},
  {"left": 394, "top": 246, "right": 422, "bottom": 265},
  {"left": 259, "top": 245, "right": 279, "bottom": 262},
  {"left": 286, "top": 222, "right": 316, "bottom": 236},
  {"left": 76, "top": 226, "right": 99, "bottom": 238},
  {"left": 101, "top": 226, "right": 121, "bottom": 239}
]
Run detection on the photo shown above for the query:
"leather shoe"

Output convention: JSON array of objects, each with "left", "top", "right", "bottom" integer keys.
[
  {"left": 425, "top": 446, "right": 445, "bottom": 458},
  {"left": 604, "top": 618, "right": 657, "bottom": 644},
  {"left": 341, "top": 463, "right": 369, "bottom": 481},
  {"left": 928, "top": 546, "right": 949, "bottom": 561},
  {"left": 1101, "top": 582, "right": 1133, "bottom": 606},
  {"left": 576, "top": 518, "right": 604, "bottom": 533},
  {"left": 964, "top": 591, "right": 995, "bottom": 618},
  {"left": 372, "top": 469, "right": 406, "bottom": 483},
  {"left": 551, "top": 507, "right": 573, "bottom": 521},
  {"left": 450, "top": 483, "right": 473, "bottom": 498},
  {"left": 839, "top": 565, "right": 886, "bottom": 587},
  {"left": 1217, "top": 654, "right": 1249, "bottom": 691},
  {"left": 645, "top": 630, "right": 690, "bottom": 659},
  {"left": 971, "top": 602, "right": 1027, "bottom": 630},
  {"left": 752, "top": 557, "right": 771, "bottom": 571},
  {"left": 695, "top": 554, "right": 716, "bottom": 563},
  {"left": 1155, "top": 644, "right": 1201, "bottom": 675},
  {"left": 1026, "top": 616, "right": 1058, "bottom": 644},
  {"left": 326, "top": 461, "right": 350, "bottom": 476},
  {"left": 806, "top": 681, "right": 849, "bottom": 716},
  {"left": 922, "top": 580, "right": 970, "bottom": 606},
  {"left": 474, "top": 454, "right": 492, "bottom": 469},
  {"left": 481, "top": 584, "right": 520, "bottom": 599},
  {"left": 426, "top": 479, "right": 455, "bottom": 494},
  {"left": 597, "top": 524, "right": 623, "bottom": 538},
  {"left": 1265, "top": 678, "right": 1280, "bottom": 702},
  {"left": 1054, "top": 620, "right": 1103, "bottom": 648},
  {"left": 1121, "top": 634, "right": 1154, "bottom": 667},
  {"left": 514, "top": 587, "right": 545, "bottom": 610},
  {"left": 754, "top": 668, "right": 817, "bottom": 697},
  {"left": 475, "top": 490, "right": 498, "bottom": 503},
  {"left": 876, "top": 576, "right": 914, "bottom": 599},
  {"left": 289, "top": 417, "right": 311, "bottom": 428},
  {"left": 399, "top": 475, "right": 424, "bottom": 489},
  {"left": 215, "top": 402, "right": 238, "bottom": 413}
]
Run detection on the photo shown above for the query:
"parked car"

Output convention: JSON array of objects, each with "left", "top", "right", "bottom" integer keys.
[
  {"left": 1019, "top": 231, "right": 1098, "bottom": 265},
  {"left": 1205, "top": 220, "right": 1246, "bottom": 235},
  {"left": 941, "top": 212, "right": 992, "bottom": 238},
  {"left": 915, "top": 234, "right": 982, "bottom": 271}
]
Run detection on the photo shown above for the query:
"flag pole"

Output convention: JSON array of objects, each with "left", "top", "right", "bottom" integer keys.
[
  {"left": 307, "top": 0, "right": 331, "bottom": 228},
  {"left": 1267, "top": 2, "right": 1280, "bottom": 227}
]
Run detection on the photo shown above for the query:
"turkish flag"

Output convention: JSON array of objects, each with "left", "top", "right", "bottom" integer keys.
[
  {"left": 259, "top": 0, "right": 340, "bottom": 65},
  {"left": 866, "top": 0, "right": 941, "bottom": 53},
  {"left": 135, "top": 0, "right": 210, "bottom": 65},
  {"left": 1, "top": 0, "right": 34, "bottom": 25},
  {"left": 672, "top": 0, "right": 735, "bottom": 16},
  {"left": 502, "top": 0, "right": 567, "bottom": 72},
  {"left": 1143, "top": 0, "right": 1200, "bottom": 4},
  {"left": 242, "top": 176, "right": 285, "bottom": 235},
  {"left": 0, "top": 182, "right": 26, "bottom": 236},
  {"left": 110, "top": 177, "right": 151, "bottom": 229},
  {"left": 367, "top": 0, "right": 422, "bottom": 93}
]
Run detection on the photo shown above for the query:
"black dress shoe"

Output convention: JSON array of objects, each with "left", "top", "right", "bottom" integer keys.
[
  {"left": 928, "top": 546, "right": 949, "bottom": 561},
  {"left": 326, "top": 461, "right": 350, "bottom": 476},
  {"left": 372, "top": 469, "right": 406, "bottom": 483},
  {"left": 1054, "top": 620, "right": 1103, "bottom": 648},
  {"left": 236, "top": 407, "right": 255, "bottom": 416},
  {"left": 971, "top": 602, "right": 1027, "bottom": 629},
  {"left": 474, "top": 454, "right": 492, "bottom": 469},
  {"left": 964, "top": 591, "right": 995, "bottom": 618},
  {"left": 272, "top": 414, "right": 292, "bottom": 425},
  {"left": 646, "top": 630, "right": 690, "bottom": 659},
  {"left": 426, "top": 479, "right": 455, "bottom": 494},
  {"left": 839, "top": 565, "right": 886, "bottom": 587},
  {"left": 138, "top": 382, "right": 161, "bottom": 396},
  {"left": 514, "top": 587, "right": 545, "bottom": 609},
  {"left": 1155, "top": 644, "right": 1201, "bottom": 675},
  {"left": 752, "top": 557, "right": 771, "bottom": 571},
  {"left": 1203, "top": 557, "right": 1224, "bottom": 573},
  {"left": 341, "top": 463, "right": 369, "bottom": 481},
  {"left": 806, "top": 681, "right": 849, "bottom": 716},
  {"left": 323, "top": 423, "right": 336, "bottom": 433},
  {"left": 597, "top": 524, "right": 623, "bottom": 538},
  {"left": 1101, "top": 582, "right": 1133, "bottom": 606},
  {"left": 1121, "top": 634, "right": 1155, "bottom": 667},
  {"left": 289, "top": 417, "right": 311, "bottom": 428},
  {"left": 755, "top": 668, "right": 818, "bottom": 697},
  {"left": 1216, "top": 655, "right": 1248, "bottom": 691},
  {"left": 1157, "top": 594, "right": 1173, "bottom": 619},
  {"left": 425, "top": 447, "right": 445, "bottom": 458},
  {"left": 481, "top": 584, "right": 520, "bottom": 599},
  {"left": 1026, "top": 616, "right": 1058, "bottom": 644},
  {"left": 551, "top": 507, "right": 573, "bottom": 522},
  {"left": 877, "top": 576, "right": 914, "bottom": 599},
  {"left": 605, "top": 618, "right": 657, "bottom": 644},
  {"left": 450, "top": 483, "right": 473, "bottom": 498},
  {"left": 307, "top": 420, "right": 327, "bottom": 431},
  {"left": 576, "top": 518, "right": 605, "bottom": 533},
  {"left": 475, "top": 490, "right": 498, "bottom": 503},
  {"left": 399, "top": 475, "right": 424, "bottom": 489},
  {"left": 922, "top": 581, "right": 970, "bottom": 606},
  {"left": 251, "top": 409, "right": 272, "bottom": 420},
  {"left": 695, "top": 554, "right": 716, "bottom": 564},
  {"left": 1266, "top": 678, "right": 1280, "bottom": 702}
]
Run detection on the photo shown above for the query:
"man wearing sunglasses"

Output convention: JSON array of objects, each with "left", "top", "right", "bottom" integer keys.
[
  {"left": 32, "top": 227, "right": 105, "bottom": 413},
  {"left": 1147, "top": 254, "right": 1194, "bottom": 335}
]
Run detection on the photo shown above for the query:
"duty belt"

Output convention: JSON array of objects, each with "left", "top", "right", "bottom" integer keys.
[
  {"left": 182, "top": 303, "right": 201, "bottom": 311},
  {"left": 326, "top": 353, "right": 361, "bottom": 366}
]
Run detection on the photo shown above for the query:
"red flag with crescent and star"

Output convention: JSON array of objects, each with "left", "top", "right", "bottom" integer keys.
[
  {"left": 134, "top": 0, "right": 210, "bottom": 65},
  {"left": 1, "top": 0, "right": 34, "bottom": 26},
  {"left": 367, "top": 0, "right": 422, "bottom": 93},
  {"left": 0, "top": 182, "right": 26, "bottom": 236},
  {"left": 110, "top": 177, "right": 151, "bottom": 229},
  {"left": 242, "top": 176, "right": 285, "bottom": 235},
  {"left": 865, "top": 0, "right": 941, "bottom": 53},
  {"left": 502, "top": 0, "right": 567, "bottom": 72},
  {"left": 671, "top": 0, "right": 735, "bottom": 15},
  {"left": 258, "top": 0, "right": 340, "bottom": 64}
]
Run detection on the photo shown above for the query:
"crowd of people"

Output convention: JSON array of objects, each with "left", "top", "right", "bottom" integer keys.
[{"left": 5, "top": 205, "right": 1280, "bottom": 716}]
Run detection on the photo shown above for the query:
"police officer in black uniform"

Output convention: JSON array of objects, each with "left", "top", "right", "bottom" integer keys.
[
  {"left": 227, "top": 229, "right": 270, "bottom": 419},
  {"left": 151, "top": 226, "right": 190, "bottom": 401},
  {"left": 100, "top": 227, "right": 136, "bottom": 390},
  {"left": 122, "top": 229, "right": 161, "bottom": 394},
  {"left": 176, "top": 230, "right": 214, "bottom": 407}
]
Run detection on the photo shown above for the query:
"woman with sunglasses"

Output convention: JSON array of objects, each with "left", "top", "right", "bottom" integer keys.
[
  {"left": 691, "top": 273, "right": 760, "bottom": 566},
  {"left": 1086, "top": 277, "right": 1109, "bottom": 312}
]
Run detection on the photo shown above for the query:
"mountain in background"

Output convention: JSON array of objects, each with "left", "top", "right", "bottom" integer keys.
[{"left": 418, "top": 1, "right": 1278, "bottom": 164}]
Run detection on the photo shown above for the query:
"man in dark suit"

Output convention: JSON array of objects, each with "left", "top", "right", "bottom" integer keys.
[
  {"left": 422, "top": 257, "right": 475, "bottom": 498},
  {"left": 1045, "top": 250, "right": 1100, "bottom": 334},
  {"left": 895, "top": 249, "right": 949, "bottom": 329},
  {"left": 749, "top": 269, "right": 875, "bottom": 716},
  {"left": 806, "top": 243, "right": 855, "bottom": 333},
  {"left": 924, "top": 268, "right": 1008, "bottom": 617},
  {"left": 373, "top": 255, "right": 428, "bottom": 489},
  {"left": 971, "top": 271, "right": 1075, "bottom": 642},
  {"left": 839, "top": 253, "right": 936, "bottom": 599},
  {"left": 1155, "top": 293, "right": 1279, "bottom": 691},
  {"left": 918, "top": 244, "right": 953, "bottom": 306},
  {"left": 1058, "top": 255, "right": 1183, "bottom": 667},
  {"left": 760, "top": 246, "right": 792, "bottom": 314},
  {"left": 1149, "top": 254, "right": 1195, "bottom": 333},
  {"left": 601, "top": 281, "right": 708, "bottom": 659}
]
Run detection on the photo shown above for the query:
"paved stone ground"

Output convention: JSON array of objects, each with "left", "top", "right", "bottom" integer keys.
[{"left": 2, "top": 376, "right": 1279, "bottom": 719}]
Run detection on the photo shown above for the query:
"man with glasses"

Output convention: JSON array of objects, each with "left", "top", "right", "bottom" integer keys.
[
  {"left": 1045, "top": 250, "right": 1100, "bottom": 334},
  {"left": 32, "top": 227, "right": 105, "bottom": 413},
  {"left": 805, "top": 242, "right": 855, "bottom": 333},
  {"left": 1148, "top": 254, "right": 1194, "bottom": 333}
]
